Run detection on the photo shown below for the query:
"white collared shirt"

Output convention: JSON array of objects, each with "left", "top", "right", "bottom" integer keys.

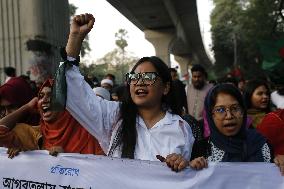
[{"left": 65, "top": 65, "right": 194, "bottom": 161}]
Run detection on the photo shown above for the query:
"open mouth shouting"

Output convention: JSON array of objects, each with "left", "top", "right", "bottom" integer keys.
[
  {"left": 223, "top": 123, "right": 237, "bottom": 128},
  {"left": 41, "top": 103, "right": 53, "bottom": 119},
  {"left": 135, "top": 88, "right": 149, "bottom": 97},
  {"left": 222, "top": 122, "right": 241, "bottom": 135}
]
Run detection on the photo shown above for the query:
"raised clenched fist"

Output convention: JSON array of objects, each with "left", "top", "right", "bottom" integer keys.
[
  {"left": 66, "top": 13, "right": 95, "bottom": 58},
  {"left": 70, "top": 13, "right": 95, "bottom": 39}
]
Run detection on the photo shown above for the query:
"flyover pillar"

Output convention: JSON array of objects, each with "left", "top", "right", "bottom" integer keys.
[
  {"left": 144, "top": 30, "right": 174, "bottom": 66},
  {"left": 174, "top": 55, "right": 191, "bottom": 83},
  {"left": 0, "top": 0, "right": 69, "bottom": 84}
]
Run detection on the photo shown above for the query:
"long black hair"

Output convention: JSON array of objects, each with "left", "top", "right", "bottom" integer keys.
[
  {"left": 117, "top": 56, "right": 179, "bottom": 159},
  {"left": 243, "top": 80, "right": 270, "bottom": 112}
]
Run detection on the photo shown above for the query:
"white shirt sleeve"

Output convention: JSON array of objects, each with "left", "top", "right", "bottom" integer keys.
[
  {"left": 65, "top": 65, "right": 120, "bottom": 153},
  {"left": 181, "top": 120, "right": 195, "bottom": 160},
  {"left": 271, "top": 91, "right": 284, "bottom": 109}
]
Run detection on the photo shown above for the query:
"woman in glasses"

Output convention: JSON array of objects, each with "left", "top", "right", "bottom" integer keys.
[
  {"left": 186, "top": 84, "right": 284, "bottom": 174},
  {"left": 187, "top": 84, "right": 283, "bottom": 171},
  {"left": 61, "top": 13, "right": 194, "bottom": 171}
]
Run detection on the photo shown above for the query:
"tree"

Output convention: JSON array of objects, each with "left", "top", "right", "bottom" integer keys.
[
  {"left": 80, "top": 62, "right": 109, "bottom": 81},
  {"left": 115, "top": 29, "right": 129, "bottom": 82},
  {"left": 68, "top": 3, "right": 77, "bottom": 17},
  {"left": 80, "top": 35, "right": 91, "bottom": 57},
  {"left": 115, "top": 29, "right": 128, "bottom": 51},
  {"left": 94, "top": 49, "right": 137, "bottom": 83},
  {"left": 210, "top": 0, "right": 283, "bottom": 79},
  {"left": 80, "top": 29, "right": 138, "bottom": 84}
]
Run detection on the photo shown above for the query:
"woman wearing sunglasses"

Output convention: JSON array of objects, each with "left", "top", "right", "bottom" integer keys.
[{"left": 61, "top": 14, "right": 194, "bottom": 172}]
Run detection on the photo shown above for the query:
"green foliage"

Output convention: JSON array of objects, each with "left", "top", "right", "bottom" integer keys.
[
  {"left": 210, "top": 0, "right": 283, "bottom": 79},
  {"left": 79, "top": 48, "right": 138, "bottom": 84},
  {"left": 80, "top": 63, "right": 108, "bottom": 81},
  {"left": 115, "top": 29, "right": 128, "bottom": 51},
  {"left": 81, "top": 35, "right": 91, "bottom": 57},
  {"left": 68, "top": 3, "right": 77, "bottom": 17},
  {"left": 79, "top": 29, "right": 138, "bottom": 84}
]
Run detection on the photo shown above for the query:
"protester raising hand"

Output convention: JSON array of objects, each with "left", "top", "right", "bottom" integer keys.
[
  {"left": 66, "top": 13, "right": 95, "bottom": 58},
  {"left": 70, "top": 13, "right": 95, "bottom": 36},
  {"left": 61, "top": 13, "right": 195, "bottom": 172}
]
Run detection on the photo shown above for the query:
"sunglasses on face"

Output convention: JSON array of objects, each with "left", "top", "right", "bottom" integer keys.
[{"left": 125, "top": 72, "right": 160, "bottom": 85}]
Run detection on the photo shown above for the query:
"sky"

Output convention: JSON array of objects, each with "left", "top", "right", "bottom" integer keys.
[
  {"left": 197, "top": 0, "right": 214, "bottom": 61},
  {"left": 68, "top": 0, "right": 214, "bottom": 65}
]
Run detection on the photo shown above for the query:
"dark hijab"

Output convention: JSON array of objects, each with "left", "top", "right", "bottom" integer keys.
[{"left": 204, "top": 84, "right": 267, "bottom": 162}]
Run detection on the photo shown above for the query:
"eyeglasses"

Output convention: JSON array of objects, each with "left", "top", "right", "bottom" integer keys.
[
  {"left": 212, "top": 104, "right": 243, "bottom": 120},
  {"left": 0, "top": 104, "right": 18, "bottom": 118},
  {"left": 125, "top": 72, "right": 159, "bottom": 86}
]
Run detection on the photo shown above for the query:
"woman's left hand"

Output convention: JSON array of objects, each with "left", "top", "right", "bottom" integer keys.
[
  {"left": 274, "top": 154, "right": 284, "bottom": 176},
  {"left": 189, "top": 156, "right": 208, "bottom": 170},
  {"left": 160, "top": 153, "right": 189, "bottom": 172}
]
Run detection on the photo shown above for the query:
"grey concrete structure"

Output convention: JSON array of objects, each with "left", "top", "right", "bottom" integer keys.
[
  {"left": 106, "top": 0, "right": 212, "bottom": 76},
  {"left": 0, "top": 0, "right": 69, "bottom": 83}
]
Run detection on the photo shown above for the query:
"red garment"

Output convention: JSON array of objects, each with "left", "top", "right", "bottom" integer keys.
[
  {"left": 279, "top": 47, "right": 284, "bottom": 58},
  {"left": 0, "top": 77, "right": 39, "bottom": 125},
  {"left": 41, "top": 111, "right": 104, "bottom": 155},
  {"left": 0, "top": 77, "right": 35, "bottom": 106},
  {"left": 40, "top": 79, "right": 104, "bottom": 155},
  {"left": 257, "top": 109, "right": 284, "bottom": 155}
]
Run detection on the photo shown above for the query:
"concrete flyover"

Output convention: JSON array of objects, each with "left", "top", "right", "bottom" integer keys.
[
  {"left": 0, "top": 0, "right": 69, "bottom": 83},
  {"left": 106, "top": 0, "right": 212, "bottom": 77}
]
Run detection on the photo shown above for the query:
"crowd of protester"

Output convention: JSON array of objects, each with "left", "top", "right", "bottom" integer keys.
[{"left": 0, "top": 13, "right": 284, "bottom": 178}]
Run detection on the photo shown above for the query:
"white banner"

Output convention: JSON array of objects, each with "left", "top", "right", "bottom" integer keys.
[{"left": 0, "top": 147, "right": 284, "bottom": 189}]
